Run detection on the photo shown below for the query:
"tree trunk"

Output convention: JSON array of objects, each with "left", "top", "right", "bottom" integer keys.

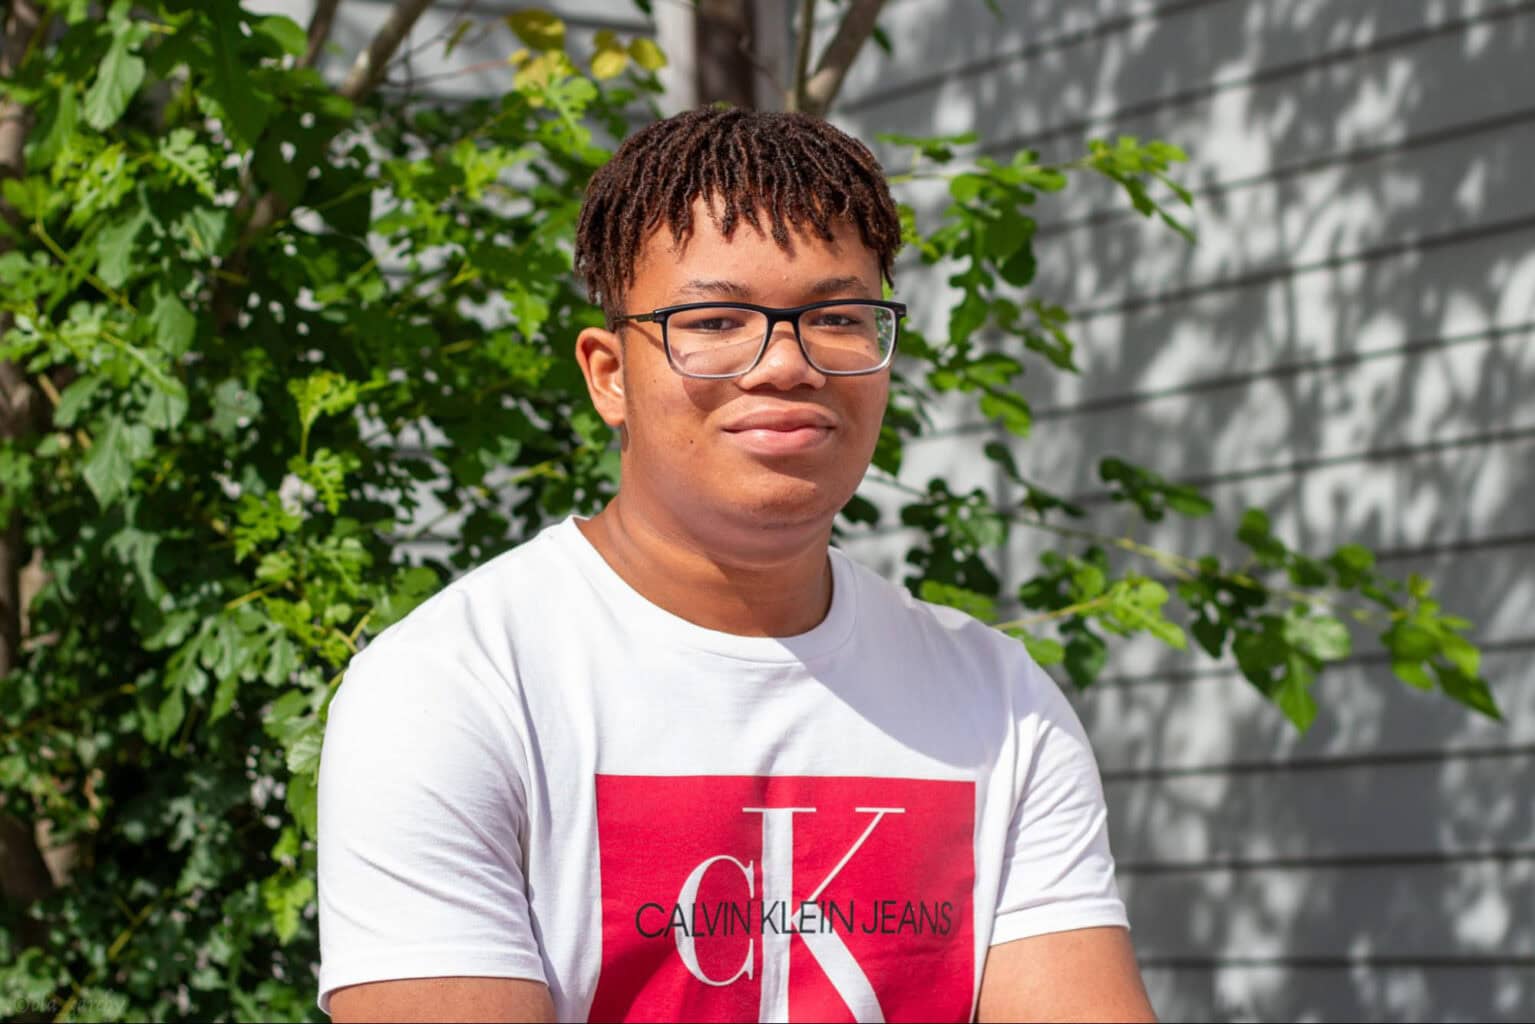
[
  {"left": 695, "top": 0, "right": 757, "bottom": 109},
  {"left": 0, "top": 0, "right": 55, "bottom": 939}
]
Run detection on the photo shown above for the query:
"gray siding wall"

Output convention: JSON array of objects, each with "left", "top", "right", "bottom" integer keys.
[{"left": 827, "top": 1, "right": 1535, "bottom": 1020}]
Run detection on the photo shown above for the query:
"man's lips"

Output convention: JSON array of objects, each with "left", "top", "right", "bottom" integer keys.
[
  {"left": 721, "top": 408, "right": 837, "bottom": 455},
  {"left": 722, "top": 407, "right": 838, "bottom": 432}
]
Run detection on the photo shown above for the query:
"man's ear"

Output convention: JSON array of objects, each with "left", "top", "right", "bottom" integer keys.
[{"left": 575, "top": 325, "right": 626, "bottom": 429}]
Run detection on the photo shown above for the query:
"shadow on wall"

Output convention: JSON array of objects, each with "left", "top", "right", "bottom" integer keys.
[{"left": 833, "top": 0, "right": 1535, "bottom": 1020}]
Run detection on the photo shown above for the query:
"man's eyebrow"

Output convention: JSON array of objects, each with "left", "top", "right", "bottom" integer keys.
[
  {"left": 670, "top": 276, "right": 875, "bottom": 303},
  {"left": 674, "top": 278, "right": 752, "bottom": 300},
  {"left": 805, "top": 275, "right": 873, "bottom": 299}
]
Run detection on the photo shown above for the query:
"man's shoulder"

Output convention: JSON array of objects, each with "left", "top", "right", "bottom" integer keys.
[
  {"left": 836, "top": 549, "right": 1017, "bottom": 653},
  {"left": 344, "top": 520, "right": 579, "bottom": 684},
  {"left": 835, "top": 549, "right": 1064, "bottom": 714}
]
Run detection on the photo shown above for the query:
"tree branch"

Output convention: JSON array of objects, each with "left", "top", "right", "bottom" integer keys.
[
  {"left": 302, "top": 0, "right": 342, "bottom": 69},
  {"left": 787, "top": 0, "right": 816, "bottom": 112},
  {"left": 222, "top": 0, "right": 435, "bottom": 317},
  {"left": 337, "top": 0, "right": 434, "bottom": 102},
  {"left": 800, "top": 0, "right": 885, "bottom": 117},
  {"left": 695, "top": 0, "right": 756, "bottom": 108}
]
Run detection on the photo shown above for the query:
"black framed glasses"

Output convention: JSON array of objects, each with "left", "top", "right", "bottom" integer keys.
[{"left": 611, "top": 299, "right": 907, "bottom": 379}]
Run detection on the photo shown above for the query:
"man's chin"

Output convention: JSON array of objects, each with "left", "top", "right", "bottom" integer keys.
[{"left": 710, "top": 477, "right": 850, "bottom": 534}]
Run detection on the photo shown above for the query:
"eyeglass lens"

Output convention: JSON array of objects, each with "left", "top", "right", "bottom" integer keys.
[{"left": 665, "top": 304, "right": 896, "bottom": 377}]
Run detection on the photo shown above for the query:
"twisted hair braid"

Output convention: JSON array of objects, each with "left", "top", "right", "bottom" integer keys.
[{"left": 574, "top": 107, "right": 902, "bottom": 317}]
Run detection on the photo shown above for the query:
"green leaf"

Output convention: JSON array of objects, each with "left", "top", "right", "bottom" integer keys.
[
  {"left": 95, "top": 202, "right": 152, "bottom": 288},
  {"left": 0, "top": 446, "right": 34, "bottom": 522},
  {"left": 979, "top": 388, "right": 1032, "bottom": 437},
  {"left": 1072, "top": 563, "right": 1106, "bottom": 600},
  {"left": 158, "top": 687, "right": 186, "bottom": 743},
  {"left": 83, "top": 25, "right": 148, "bottom": 130},
  {"left": 1063, "top": 629, "right": 1107, "bottom": 688},
  {"left": 997, "top": 245, "right": 1037, "bottom": 287},
  {"left": 1383, "top": 620, "right": 1438, "bottom": 661},
  {"left": 205, "top": 13, "right": 275, "bottom": 150},
  {"left": 1391, "top": 659, "right": 1434, "bottom": 690},
  {"left": 253, "top": 14, "right": 307, "bottom": 57},
  {"left": 261, "top": 872, "right": 315, "bottom": 944},
  {"left": 147, "top": 284, "right": 196, "bottom": 355},
  {"left": 1439, "top": 633, "right": 1481, "bottom": 678},
  {"left": 30, "top": 84, "right": 79, "bottom": 166},
  {"left": 1433, "top": 664, "right": 1501, "bottom": 720},
  {"left": 840, "top": 493, "right": 880, "bottom": 527},
  {"left": 1329, "top": 543, "right": 1375, "bottom": 584},
  {"left": 285, "top": 726, "right": 323, "bottom": 776},
  {"left": 1191, "top": 616, "right": 1225, "bottom": 657},
  {"left": 286, "top": 769, "right": 319, "bottom": 840},
  {"left": 918, "top": 579, "right": 996, "bottom": 621},
  {"left": 54, "top": 375, "right": 103, "bottom": 427},
  {"left": 877, "top": 131, "right": 977, "bottom": 165},
  {"left": 289, "top": 370, "right": 363, "bottom": 453},
  {"left": 949, "top": 173, "right": 986, "bottom": 204},
  {"left": 82, "top": 417, "right": 153, "bottom": 506},
  {"left": 1275, "top": 654, "right": 1319, "bottom": 731},
  {"left": 1165, "top": 488, "right": 1214, "bottom": 518},
  {"left": 210, "top": 377, "right": 262, "bottom": 438},
  {"left": 1237, "top": 507, "right": 1271, "bottom": 544},
  {"left": 1018, "top": 632, "right": 1064, "bottom": 665},
  {"left": 984, "top": 205, "right": 1033, "bottom": 261},
  {"left": 628, "top": 36, "right": 668, "bottom": 70},
  {"left": 208, "top": 667, "right": 241, "bottom": 724},
  {"left": 372, "top": 567, "right": 442, "bottom": 630},
  {"left": 1285, "top": 611, "right": 1351, "bottom": 662},
  {"left": 144, "top": 377, "right": 189, "bottom": 430},
  {"left": 506, "top": 10, "right": 566, "bottom": 51},
  {"left": 591, "top": 31, "right": 629, "bottom": 79}
]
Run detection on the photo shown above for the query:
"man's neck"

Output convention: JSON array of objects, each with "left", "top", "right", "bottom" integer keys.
[{"left": 576, "top": 493, "right": 834, "bottom": 638}]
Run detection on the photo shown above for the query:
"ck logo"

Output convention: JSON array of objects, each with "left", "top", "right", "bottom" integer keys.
[{"left": 589, "top": 775, "right": 975, "bottom": 1023}]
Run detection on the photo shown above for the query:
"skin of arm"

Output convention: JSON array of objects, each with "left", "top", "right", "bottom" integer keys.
[
  {"left": 977, "top": 926, "right": 1158, "bottom": 1023},
  {"left": 328, "top": 977, "right": 556, "bottom": 1023}
]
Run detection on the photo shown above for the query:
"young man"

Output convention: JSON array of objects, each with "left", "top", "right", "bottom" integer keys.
[{"left": 317, "top": 107, "right": 1156, "bottom": 1023}]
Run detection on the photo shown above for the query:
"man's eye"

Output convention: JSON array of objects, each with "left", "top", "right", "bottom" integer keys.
[
  {"left": 810, "top": 313, "right": 861, "bottom": 328},
  {"left": 675, "top": 314, "right": 750, "bottom": 332}
]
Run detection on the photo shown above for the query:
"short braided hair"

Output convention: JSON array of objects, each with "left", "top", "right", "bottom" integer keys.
[{"left": 575, "top": 107, "right": 902, "bottom": 317}]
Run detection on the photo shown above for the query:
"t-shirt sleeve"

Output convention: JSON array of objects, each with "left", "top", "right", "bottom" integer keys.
[
  {"left": 316, "top": 640, "right": 546, "bottom": 1015},
  {"left": 990, "top": 660, "right": 1130, "bottom": 946}
]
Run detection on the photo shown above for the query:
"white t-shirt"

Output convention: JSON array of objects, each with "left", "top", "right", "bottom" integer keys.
[{"left": 317, "top": 517, "right": 1128, "bottom": 1022}]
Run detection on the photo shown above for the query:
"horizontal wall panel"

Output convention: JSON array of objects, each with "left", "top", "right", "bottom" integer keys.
[
  {"left": 878, "top": 227, "right": 1535, "bottom": 455},
  {"left": 842, "top": 8, "right": 1535, "bottom": 198},
  {"left": 1021, "top": 431, "right": 1535, "bottom": 558},
  {"left": 1117, "top": 858, "right": 1535, "bottom": 960},
  {"left": 848, "top": 425, "right": 1535, "bottom": 569},
  {"left": 839, "top": 0, "right": 1532, "bottom": 122},
  {"left": 1012, "top": 332, "right": 1535, "bottom": 498},
  {"left": 1026, "top": 104, "right": 1535, "bottom": 244},
  {"left": 1103, "top": 751, "right": 1535, "bottom": 865},
  {"left": 1015, "top": 317, "right": 1533, "bottom": 477},
  {"left": 1029, "top": 130, "right": 1535, "bottom": 311},
  {"left": 1017, "top": 225, "right": 1533, "bottom": 422},
  {"left": 1076, "top": 650, "right": 1535, "bottom": 775},
  {"left": 1139, "top": 962, "right": 1533, "bottom": 1023},
  {"left": 836, "top": 0, "right": 1169, "bottom": 108}
]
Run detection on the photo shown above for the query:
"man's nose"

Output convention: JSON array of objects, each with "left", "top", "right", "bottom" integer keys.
[{"left": 740, "top": 321, "right": 825, "bottom": 389}]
